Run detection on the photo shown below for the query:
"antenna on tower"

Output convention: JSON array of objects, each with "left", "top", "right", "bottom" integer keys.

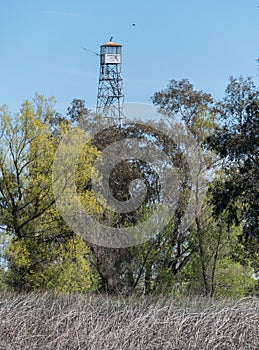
[{"left": 83, "top": 47, "right": 99, "bottom": 56}]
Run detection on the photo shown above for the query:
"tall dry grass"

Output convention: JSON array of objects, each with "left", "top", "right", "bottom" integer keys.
[{"left": 0, "top": 292, "right": 258, "bottom": 349}]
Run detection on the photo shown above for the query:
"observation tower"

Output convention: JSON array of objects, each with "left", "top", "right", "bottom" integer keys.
[{"left": 96, "top": 37, "right": 124, "bottom": 124}]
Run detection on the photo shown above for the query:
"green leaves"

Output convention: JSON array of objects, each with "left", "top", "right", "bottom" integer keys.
[
  {"left": 0, "top": 95, "right": 99, "bottom": 292},
  {"left": 207, "top": 76, "right": 259, "bottom": 243}
]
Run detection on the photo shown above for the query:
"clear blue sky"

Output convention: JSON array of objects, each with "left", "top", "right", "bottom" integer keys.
[{"left": 1, "top": 0, "right": 259, "bottom": 115}]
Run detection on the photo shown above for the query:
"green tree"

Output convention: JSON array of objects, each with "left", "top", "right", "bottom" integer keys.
[
  {"left": 67, "top": 99, "right": 193, "bottom": 294},
  {"left": 179, "top": 199, "right": 256, "bottom": 298},
  {"left": 0, "top": 95, "right": 99, "bottom": 292},
  {"left": 65, "top": 82, "right": 216, "bottom": 295},
  {"left": 151, "top": 78, "right": 258, "bottom": 297},
  {"left": 151, "top": 78, "right": 217, "bottom": 140},
  {"left": 207, "top": 76, "right": 259, "bottom": 256},
  {"left": 61, "top": 77, "right": 258, "bottom": 298}
]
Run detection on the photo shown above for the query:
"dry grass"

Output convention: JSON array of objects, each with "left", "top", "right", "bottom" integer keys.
[{"left": 0, "top": 292, "right": 258, "bottom": 350}]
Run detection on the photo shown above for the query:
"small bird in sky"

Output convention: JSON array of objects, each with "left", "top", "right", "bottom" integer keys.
[
  {"left": 132, "top": 23, "right": 136, "bottom": 26},
  {"left": 110, "top": 36, "right": 113, "bottom": 41}
]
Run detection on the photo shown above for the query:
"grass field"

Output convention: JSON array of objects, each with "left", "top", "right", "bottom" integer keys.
[{"left": 0, "top": 292, "right": 258, "bottom": 349}]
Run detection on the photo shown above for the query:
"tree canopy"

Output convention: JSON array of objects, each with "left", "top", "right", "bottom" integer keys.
[{"left": 0, "top": 77, "right": 258, "bottom": 297}]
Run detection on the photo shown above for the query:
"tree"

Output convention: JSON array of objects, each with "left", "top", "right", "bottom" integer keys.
[
  {"left": 61, "top": 80, "right": 258, "bottom": 297},
  {"left": 144, "top": 80, "right": 215, "bottom": 289},
  {"left": 66, "top": 80, "right": 215, "bottom": 294},
  {"left": 207, "top": 77, "right": 259, "bottom": 250},
  {"left": 179, "top": 197, "right": 257, "bottom": 298},
  {"left": 151, "top": 78, "right": 258, "bottom": 297},
  {"left": 67, "top": 98, "right": 195, "bottom": 294},
  {"left": 0, "top": 95, "right": 99, "bottom": 292},
  {"left": 151, "top": 78, "right": 217, "bottom": 140}
]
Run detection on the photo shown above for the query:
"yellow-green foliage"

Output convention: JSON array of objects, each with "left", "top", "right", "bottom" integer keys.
[
  {"left": 75, "top": 137, "right": 103, "bottom": 216},
  {"left": 0, "top": 96, "right": 100, "bottom": 292},
  {"left": 214, "top": 258, "right": 256, "bottom": 298},
  {"left": 7, "top": 235, "right": 97, "bottom": 293},
  {"left": 181, "top": 214, "right": 257, "bottom": 298}
]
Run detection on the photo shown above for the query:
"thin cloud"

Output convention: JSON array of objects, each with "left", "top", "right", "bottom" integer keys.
[{"left": 41, "top": 10, "right": 83, "bottom": 17}]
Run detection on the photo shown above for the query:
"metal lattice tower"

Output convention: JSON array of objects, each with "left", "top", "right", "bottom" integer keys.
[{"left": 96, "top": 38, "right": 124, "bottom": 125}]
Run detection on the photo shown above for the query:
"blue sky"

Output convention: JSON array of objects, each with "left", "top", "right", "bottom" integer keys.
[{"left": 1, "top": 0, "right": 259, "bottom": 115}]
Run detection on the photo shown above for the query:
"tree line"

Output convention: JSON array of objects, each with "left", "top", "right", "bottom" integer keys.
[{"left": 0, "top": 76, "right": 258, "bottom": 297}]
